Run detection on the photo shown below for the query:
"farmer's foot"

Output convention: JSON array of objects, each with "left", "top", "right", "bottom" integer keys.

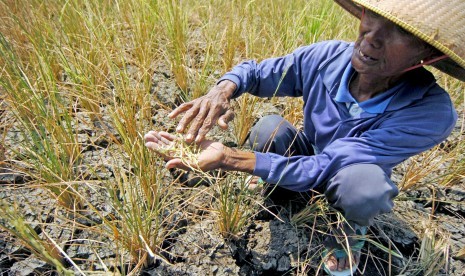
[
  {"left": 245, "top": 175, "right": 265, "bottom": 191},
  {"left": 323, "top": 224, "right": 367, "bottom": 275},
  {"left": 325, "top": 249, "right": 360, "bottom": 272}
]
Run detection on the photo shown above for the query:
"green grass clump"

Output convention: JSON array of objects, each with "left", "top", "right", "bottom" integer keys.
[
  {"left": 0, "top": 200, "right": 76, "bottom": 275},
  {"left": 215, "top": 174, "right": 256, "bottom": 240}
]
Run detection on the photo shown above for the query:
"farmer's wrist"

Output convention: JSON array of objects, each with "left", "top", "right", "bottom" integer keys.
[
  {"left": 216, "top": 79, "right": 237, "bottom": 99},
  {"left": 221, "top": 147, "right": 255, "bottom": 173}
]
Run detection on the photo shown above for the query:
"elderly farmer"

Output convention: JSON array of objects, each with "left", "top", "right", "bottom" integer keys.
[{"left": 146, "top": 0, "right": 465, "bottom": 274}]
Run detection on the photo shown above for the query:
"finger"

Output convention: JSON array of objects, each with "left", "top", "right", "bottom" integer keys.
[
  {"left": 151, "top": 132, "right": 172, "bottom": 147},
  {"left": 149, "top": 131, "right": 176, "bottom": 147},
  {"left": 145, "top": 130, "right": 162, "bottom": 139},
  {"left": 144, "top": 132, "right": 166, "bottom": 147},
  {"left": 145, "top": 139, "right": 174, "bottom": 162},
  {"left": 186, "top": 103, "right": 209, "bottom": 142},
  {"left": 144, "top": 131, "right": 177, "bottom": 152},
  {"left": 195, "top": 109, "right": 219, "bottom": 143},
  {"left": 166, "top": 159, "right": 190, "bottom": 170},
  {"left": 326, "top": 254, "right": 338, "bottom": 270},
  {"left": 144, "top": 132, "right": 157, "bottom": 143},
  {"left": 145, "top": 141, "right": 159, "bottom": 151},
  {"left": 158, "top": 131, "right": 177, "bottom": 143},
  {"left": 338, "top": 257, "right": 346, "bottom": 271},
  {"left": 218, "top": 109, "right": 235, "bottom": 130},
  {"left": 176, "top": 103, "right": 201, "bottom": 133},
  {"left": 168, "top": 102, "right": 193, "bottom": 119}
]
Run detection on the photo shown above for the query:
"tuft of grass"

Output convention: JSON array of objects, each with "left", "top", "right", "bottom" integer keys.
[
  {"left": 232, "top": 94, "right": 261, "bottom": 147},
  {"left": 103, "top": 163, "right": 180, "bottom": 269},
  {"left": 396, "top": 221, "right": 451, "bottom": 275},
  {"left": 0, "top": 31, "right": 83, "bottom": 209},
  {"left": 0, "top": 200, "right": 75, "bottom": 275},
  {"left": 399, "top": 145, "right": 448, "bottom": 192},
  {"left": 399, "top": 130, "right": 465, "bottom": 191},
  {"left": 417, "top": 225, "right": 450, "bottom": 276},
  {"left": 215, "top": 173, "right": 255, "bottom": 240},
  {"left": 189, "top": 42, "right": 217, "bottom": 101},
  {"left": 282, "top": 97, "right": 305, "bottom": 129},
  {"left": 160, "top": 0, "right": 189, "bottom": 97},
  {"left": 220, "top": 1, "right": 244, "bottom": 72},
  {"left": 105, "top": 83, "right": 180, "bottom": 269}
]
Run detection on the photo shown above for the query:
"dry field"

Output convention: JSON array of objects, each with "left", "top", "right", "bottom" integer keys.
[{"left": 0, "top": 0, "right": 464, "bottom": 275}]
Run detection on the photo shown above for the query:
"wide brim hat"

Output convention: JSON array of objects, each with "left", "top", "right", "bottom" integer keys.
[{"left": 334, "top": 0, "right": 465, "bottom": 82}]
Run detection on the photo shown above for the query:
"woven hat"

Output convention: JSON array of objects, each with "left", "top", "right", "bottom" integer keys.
[{"left": 334, "top": 0, "right": 465, "bottom": 82}]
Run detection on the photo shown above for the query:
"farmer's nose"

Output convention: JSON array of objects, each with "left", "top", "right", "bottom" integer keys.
[{"left": 363, "top": 26, "right": 385, "bottom": 49}]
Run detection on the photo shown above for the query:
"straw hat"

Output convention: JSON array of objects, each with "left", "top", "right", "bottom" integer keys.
[{"left": 334, "top": 0, "right": 465, "bottom": 81}]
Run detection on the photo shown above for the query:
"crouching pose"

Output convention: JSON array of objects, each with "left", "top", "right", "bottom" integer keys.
[{"left": 146, "top": 0, "right": 464, "bottom": 274}]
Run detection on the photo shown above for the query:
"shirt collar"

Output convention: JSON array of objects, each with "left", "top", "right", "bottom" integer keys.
[
  {"left": 334, "top": 62, "right": 405, "bottom": 114},
  {"left": 334, "top": 62, "right": 357, "bottom": 104}
]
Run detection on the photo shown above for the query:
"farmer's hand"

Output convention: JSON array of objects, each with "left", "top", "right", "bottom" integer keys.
[
  {"left": 144, "top": 130, "right": 227, "bottom": 172},
  {"left": 169, "top": 80, "right": 236, "bottom": 143}
]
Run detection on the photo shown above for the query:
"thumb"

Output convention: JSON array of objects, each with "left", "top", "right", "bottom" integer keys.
[
  {"left": 218, "top": 110, "right": 234, "bottom": 130},
  {"left": 166, "top": 159, "right": 188, "bottom": 170}
]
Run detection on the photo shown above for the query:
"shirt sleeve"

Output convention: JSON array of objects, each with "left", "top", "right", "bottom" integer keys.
[
  {"left": 217, "top": 42, "right": 344, "bottom": 99},
  {"left": 253, "top": 90, "right": 457, "bottom": 192}
]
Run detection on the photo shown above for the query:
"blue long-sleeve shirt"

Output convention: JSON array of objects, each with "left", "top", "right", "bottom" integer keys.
[{"left": 218, "top": 41, "right": 458, "bottom": 192}]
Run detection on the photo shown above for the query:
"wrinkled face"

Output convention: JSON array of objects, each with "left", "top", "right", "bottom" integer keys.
[{"left": 352, "top": 9, "right": 435, "bottom": 78}]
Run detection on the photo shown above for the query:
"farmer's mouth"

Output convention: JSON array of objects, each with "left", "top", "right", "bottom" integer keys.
[{"left": 359, "top": 49, "right": 378, "bottom": 61}]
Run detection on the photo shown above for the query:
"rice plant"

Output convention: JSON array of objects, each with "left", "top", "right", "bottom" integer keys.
[
  {"left": 0, "top": 31, "right": 83, "bottom": 209},
  {"left": 417, "top": 225, "right": 450, "bottom": 276},
  {"left": 160, "top": 0, "right": 189, "bottom": 97},
  {"left": 232, "top": 94, "right": 261, "bottom": 147},
  {"left": 215, "top": 173, "right": 256, "bottom": 240},
  {"left": 0, "top": 200, "right": 75, "bottom": 275}
]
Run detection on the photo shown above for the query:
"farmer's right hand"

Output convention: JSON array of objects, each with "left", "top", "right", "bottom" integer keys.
[
  {"left": 169, "top": 80, "right": 237, "bottom": 143},
  {"left": 144, "top": 130, "right": 228, "bottom": 172}
]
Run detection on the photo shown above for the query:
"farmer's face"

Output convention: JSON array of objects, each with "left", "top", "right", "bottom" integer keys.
[{"left": 352, "top": 9, "right": 434, "bottom": 77}]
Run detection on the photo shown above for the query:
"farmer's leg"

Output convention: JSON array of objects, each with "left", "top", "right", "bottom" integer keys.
[
  {"left": 248, "top": 114, "right": 314, "bottom": 204},
  {"left": 324, "top": 164, "right": 399, "bottom": 226},
  {"left": 323, "top": 164, "right": 399, "bottom": 271},
  {"left": 248, "top": 114, "right": 313, "bottom": 156}
]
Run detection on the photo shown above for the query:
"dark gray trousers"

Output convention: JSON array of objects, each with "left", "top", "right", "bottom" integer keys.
[{"left": 249, "top": 115, "right": 398, "bottom": 226}]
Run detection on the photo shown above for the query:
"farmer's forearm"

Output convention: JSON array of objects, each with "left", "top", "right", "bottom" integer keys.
[{"left": 220, "top": 147, "right": 256, "bottom": 174}]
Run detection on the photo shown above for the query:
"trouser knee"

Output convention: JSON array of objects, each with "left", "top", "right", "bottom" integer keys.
[
  {"left": 248, "top": 115, "right": 313, "bottom": 156},
  {"left": 249, "top": 115, "right": 289, "bottom": 153},
  {"left": 324, "top": 164, "right": 399, "bottom": 226}
]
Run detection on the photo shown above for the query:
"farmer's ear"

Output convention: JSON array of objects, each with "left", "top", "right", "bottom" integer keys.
[
  {"left": 424, "top": 45, "right": 444, "bottom": 60},
  {"left": 420, "top": 46, "right": 448, "bottom": 66}
]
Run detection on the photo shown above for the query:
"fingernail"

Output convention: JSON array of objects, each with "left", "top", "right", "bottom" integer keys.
[
  {"left": 186, "top": 134, "right": 192, "bottom": 140},
  {"left": 176, "top": 126, "right": 182, "bottom": 132}
]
